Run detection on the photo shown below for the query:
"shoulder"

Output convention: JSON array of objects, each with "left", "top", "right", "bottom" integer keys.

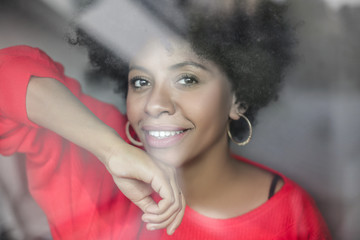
[
  {"left": 269, "top": 179, "right": 332, "bottom": 239},
  {"left": 0, "top": 45, "right": 65, "bottom": 81},
  {"left": 233, "top": 155, "right": 331, "bottom": 231},
  {"left": 233, "top": 154, "right": 318, "bottom": 209},
  {"left": 0, "top": 45, "right": 55, "bottom": 67},
  {"left": 232, "top": 154, "right": 284, "bottom": 199},
  {"left": 0, "top": 45, "right": 41, "bottom": 57}
]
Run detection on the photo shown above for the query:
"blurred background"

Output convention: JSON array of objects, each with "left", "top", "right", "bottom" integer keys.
[{"left": 0, "top": 0, "right": 359, "bottom": 239}]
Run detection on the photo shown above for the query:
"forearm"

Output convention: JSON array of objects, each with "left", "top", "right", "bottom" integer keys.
[
  {"left": 26, "top": 77, "right": 124, "bottom": 162},
  {"left": 26, "top": 77, "right": 185, "bottom": 234}
]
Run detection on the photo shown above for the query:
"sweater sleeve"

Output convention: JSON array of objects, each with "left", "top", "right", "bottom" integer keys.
[
  {"left": 0, "top": 46, "right": 136, "bottom": 239},
  {"left": 0, "top": 45, "right": 128, "bottom": 155},
  {"left": 0, "top": 46, "right": 82, "bottom": 126}
]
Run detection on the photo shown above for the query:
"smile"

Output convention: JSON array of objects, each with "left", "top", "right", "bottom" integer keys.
[
  {"left": 143, "top": 127, "right": 191, "bottom": 148},
  {"left": 148, "top": 130, "right": 185, "bottom": 139}
]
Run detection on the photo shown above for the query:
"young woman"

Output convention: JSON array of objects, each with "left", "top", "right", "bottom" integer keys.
[{"left": 0, "top": 1, "right": 331, "bottom": 239}]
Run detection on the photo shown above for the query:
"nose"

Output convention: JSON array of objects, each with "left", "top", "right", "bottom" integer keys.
[{"left": 144, "top": 84, "right": 175, "bottom": 117}]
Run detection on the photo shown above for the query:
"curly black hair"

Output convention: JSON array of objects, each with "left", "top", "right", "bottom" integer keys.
[{"left": 71, "top": 0, "right": 295, "bottom": 141}]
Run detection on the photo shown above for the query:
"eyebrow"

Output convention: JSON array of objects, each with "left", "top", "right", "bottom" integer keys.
[
  {"left": 168, "top": 61, "right": 209, "bottom": 71},
  {"left": 129, "top": 61, "right": 209, "bottom": 74},
  {"left": 129, "top": 65, "right": 151, "bottom": 75}
]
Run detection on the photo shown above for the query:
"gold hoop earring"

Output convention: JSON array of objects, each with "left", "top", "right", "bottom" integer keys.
[
  {"left": 227, "top": 113, "right": 252, "bottom": 146},
  {"left": 125, "top": 121, "right": 143, "bottom": 146}
]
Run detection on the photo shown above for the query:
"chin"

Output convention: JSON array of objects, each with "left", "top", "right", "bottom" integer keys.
[{"left": 146, "top": 148, "right": 188, "bottom": 168}]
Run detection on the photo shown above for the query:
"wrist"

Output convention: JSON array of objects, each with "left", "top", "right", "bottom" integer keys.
[{"left": 92, "top": 128, "right": 122, "bottom": 163}]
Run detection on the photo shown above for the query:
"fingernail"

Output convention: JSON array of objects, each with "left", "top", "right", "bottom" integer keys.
[
  {"left": 168, "top": 228, "right": 175, "bottom": 235},
  {"left": 147, "top": 224, "right": 155, "bottom": 231}
]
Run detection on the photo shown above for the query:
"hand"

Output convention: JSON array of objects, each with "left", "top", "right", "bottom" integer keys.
[{"left": 104, "top": 145, "right": 185, "bottom": 235}]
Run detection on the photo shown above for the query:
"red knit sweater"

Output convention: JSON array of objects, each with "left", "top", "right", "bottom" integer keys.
[{"left": 0, "top": 45, "right": 331, "bottom": 239}]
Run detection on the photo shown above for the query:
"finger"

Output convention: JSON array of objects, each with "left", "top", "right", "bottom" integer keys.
[
  {"left": 112, "top": 177, "right": 156, "bottom": 213},
  {"left": 166, "top": 192, "right": 186, "bottom": 235},
  {"left": 167, "top": 166, "right": 182, "bottom": 212},
  {"left": 142, "top": 169, "right": 182, "bottom": 223},
  {"left": 163, "top": 166, "right": 185, "bottom": 235},
  {"left": 141, "top": 200, "right": 180, "bottom": 224},
  {"left": 164, "top": 166, "right": 184, "bottom": 227},
  {"left": 145, "top": 210, "right": 177, "bottom": 232},
  {"left": 132, "top": 195, "right": 159, "bottom": 214},
  {"left": 142, "top": 190, "right": 184, "bottom": 234},
  {"left": 145, "top": 194, "right": 184, "bottom": 235},
  {"left": 146, "top": 175, "right": 174, "bottom": 214}
]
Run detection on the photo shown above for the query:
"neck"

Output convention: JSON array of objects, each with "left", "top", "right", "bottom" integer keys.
[{"left": 177, "top": 133, "right": 239, "bottom": 207}]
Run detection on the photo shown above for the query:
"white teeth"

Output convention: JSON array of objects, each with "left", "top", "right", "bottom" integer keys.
[{"left": 148, "top": 130, "right": 184, "bottom": 139}]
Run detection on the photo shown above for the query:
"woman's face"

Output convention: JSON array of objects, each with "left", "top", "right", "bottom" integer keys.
[{"left": 126, "top": 40, "right": 239, "bottom": 167}]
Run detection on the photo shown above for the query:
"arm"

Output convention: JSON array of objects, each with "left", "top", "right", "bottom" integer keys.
[
  {"left": 26, "top": 76, "right": 184, "bottom": 234},
  {"left": 27, "top": 77, "right": 116, "bottom": 162}
]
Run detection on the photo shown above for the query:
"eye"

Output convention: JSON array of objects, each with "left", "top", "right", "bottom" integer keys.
[
  {"left": 129, "top": 77, "right": 150, "bottom": 89},
  {"left": 176, "top": 74, "right": 199, "bottom": 87}
]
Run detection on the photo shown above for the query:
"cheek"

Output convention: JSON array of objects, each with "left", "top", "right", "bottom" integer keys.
[
  {"left": 126, "top": 94, "right": 142, "bottom": 124},
  {"left": 182, "top": 86, "right": 232, "bottom": 126}
]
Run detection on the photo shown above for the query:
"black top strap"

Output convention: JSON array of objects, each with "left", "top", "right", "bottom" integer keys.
[{"left": 268, "top": 174, "right": 281, "bottom": 199}]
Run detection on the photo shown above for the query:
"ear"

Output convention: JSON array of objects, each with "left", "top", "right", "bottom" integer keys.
[{"left": 229, "top": 94, "right": 247, "bottom": 120}]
